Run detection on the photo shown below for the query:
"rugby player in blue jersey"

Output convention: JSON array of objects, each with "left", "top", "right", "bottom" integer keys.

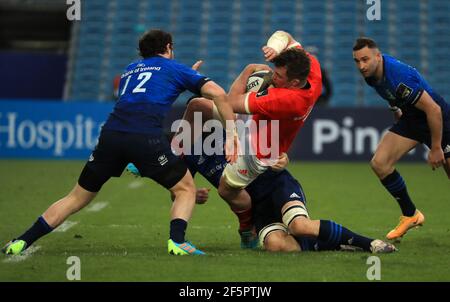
[
  {"left": 127, "top": 98, "right": 396, "bottom": 254},
  {"left": 2, "top": 29, "right": 237, "bottom": 256},
  {"left": 353, "top": 37, "right": 450, "bottom": 240}
]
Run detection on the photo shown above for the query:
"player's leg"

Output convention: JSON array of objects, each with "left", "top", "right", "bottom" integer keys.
[
  {"left": 42, "top": 184, "right": 97, "bottom": 228},
  {"left": 218, "top": 175, "right": 256, "bottom": 248},
  {"left": 174, "top": 97, "right": 215, "bottom": 150},
  {"left": 165, "top": 171, "right": 205, "bottom": 255},
  {"left": 371, "top": 130, "right": 425, "bottom": 240},
  {"left": 281, "top": 201, "right": 396, "bottom": 253},
  {"left": 2, "top": 165, "right": 108, "bottom": 255},
  {"left": 168, "top": 170, "right": 196, "bottom": 236},
  {"left": 136, "top": 132, "right": 205, "bottom": 256},
  {"left": 259, "top": 223, "right": 301, "bottom": 252}
]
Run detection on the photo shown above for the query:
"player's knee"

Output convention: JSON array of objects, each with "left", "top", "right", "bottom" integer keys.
[
  {"left": 259, "top": 223, "right": 294, "bottom": 252},
  {"left": 370, "top": 156, "right": 391, "bottom": 177},
  {"left": 264, "top": 233, "right": 287, "bottom": 252},
  {"left": 171, "top": 172, "right": 196, "bottom": 199},
  {"left": 218, "top": 177, "right": 233, "bottom": 200}
]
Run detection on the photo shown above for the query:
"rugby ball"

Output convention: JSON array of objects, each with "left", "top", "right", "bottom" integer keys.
[{"left": 246, "top": 70, "right": 273, "bottom": 93}]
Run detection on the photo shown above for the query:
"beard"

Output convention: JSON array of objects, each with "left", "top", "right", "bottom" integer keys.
[{"left": 364, "top": 74, "right": 378, "bottom": 86}]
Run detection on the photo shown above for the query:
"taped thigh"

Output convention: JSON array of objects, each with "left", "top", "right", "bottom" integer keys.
[{"left": 282, "top": 202, "right": 309, "bottom": 226}]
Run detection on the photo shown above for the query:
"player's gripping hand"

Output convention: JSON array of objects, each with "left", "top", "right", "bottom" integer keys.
[
  {"left": 196, "top": 188, "right": 210, "bottom": 204},
  {"left": 262, "top": 46, "right": 279, "bottom": 62},
  {"left": 225, "top": 131, "right": 239, "bottom": 164},
  {"left": 428, "top": 147, "right": 445, "bottom": 170},
  {"left": 270, "top": 152, "right": 289, "bottom": 172}
]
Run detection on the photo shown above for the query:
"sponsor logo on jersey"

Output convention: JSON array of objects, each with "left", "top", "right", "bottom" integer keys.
[
  {"left": 396, "top": 83, "right": 413, "bottom": 100},
  {"left": 197, "top": 156, "right": 205, "bottom": 165},
  {"left": 88, "top": 154, "right": 94, "bottom": 162},
  {"left": 289, "top": 192, "right": 301, "bottom": 199},
  {"left": 238, "top": 169, "right": 248, "bottom": 175},
  {"left": 158, "top": 154, "right": 168, "bottom": 166},
  {"left": 444, "top": 145, "right": 450, "bottom": 154}
]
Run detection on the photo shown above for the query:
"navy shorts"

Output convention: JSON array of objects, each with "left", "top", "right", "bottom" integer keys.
[
  {"left": 390, "top": 116, "right": 450, "bottom": 159},
  {"left": 78, "top": 130, "right": 187, "bottom": 192},
  {"left": 247, "top": 170, "right": 307, "bottom": 234}
]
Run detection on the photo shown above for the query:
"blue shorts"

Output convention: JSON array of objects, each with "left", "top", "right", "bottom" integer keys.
[
  {"left": 79, "top": 130, "right": 187, "bottom": 192},
  {"left": 389, "top": 116, "right": 450, "bottom": 159},
  {"left": 247, "top": 170, "right": 307, "bottom": 234}
]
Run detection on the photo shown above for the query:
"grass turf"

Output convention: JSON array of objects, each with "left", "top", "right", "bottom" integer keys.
[{"left": 0, "top": 160, "right": 449, "bottom": 281}]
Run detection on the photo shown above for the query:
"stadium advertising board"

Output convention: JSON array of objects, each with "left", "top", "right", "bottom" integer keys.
[
  {"left": 0, "top": 100, "right": 112, "bottom": 159},
  {"left": 0, "top": 100, "right": 427, "bottom": 161},
  {"left": 292, "top": 108, "right": 429, "bottom": 161}
]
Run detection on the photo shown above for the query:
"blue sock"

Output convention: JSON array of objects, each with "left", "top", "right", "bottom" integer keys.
[
  {"left": 170, "top": 219, "right": 187, "bottom": 243},
  {"left": 318, "top": 220, "right": 373, "bottom": 252},
  {"left": 381, "top": 170, "right": 416, "bottom": 217},
  {"left": 17, "top": 216, "right": 54, "bottom": 247}
]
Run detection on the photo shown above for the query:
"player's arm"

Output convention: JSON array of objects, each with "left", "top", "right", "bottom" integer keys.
[
  {"left": 262, "top": 30, "right": 300, "bottom": 61},
  {"left": 227, "top": 63, "right": 273, "bottom": 113},
  {"left": 414, "top": 91, "right": 445, "bottom": 169}
]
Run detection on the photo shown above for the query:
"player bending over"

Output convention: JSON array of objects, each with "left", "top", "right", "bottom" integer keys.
[{"left": 353, "top": 37, "right": 450, "bottom": 241}]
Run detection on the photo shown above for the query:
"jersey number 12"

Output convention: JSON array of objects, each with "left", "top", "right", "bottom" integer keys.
[{"left": 120, "top": 72, "right": 153, "bottom": 95}]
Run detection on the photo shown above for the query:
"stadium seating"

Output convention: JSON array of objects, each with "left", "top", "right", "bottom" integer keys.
[{"left": 66, "top": 0, "right": 450, "bottom": 106}]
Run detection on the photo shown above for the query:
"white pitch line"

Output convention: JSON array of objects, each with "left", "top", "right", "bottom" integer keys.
[
  {"left": 86, "top": 201, "right": 109, "bottom": 213},
  {"left": 2, "top": 245, "right": 41, "bottom": 263},
  {"left": 107, "top": 224, "right": 141, "bottom": 228},
  {"left": 128, "top": 180, "right": 144, "bottom": 189},
  {"left": 54, "top": 220, "right": 78, "bottom": 233}
]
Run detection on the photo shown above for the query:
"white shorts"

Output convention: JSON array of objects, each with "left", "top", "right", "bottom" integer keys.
[{"left": 222, "top": 154, "right": 268, "bottom": 189}]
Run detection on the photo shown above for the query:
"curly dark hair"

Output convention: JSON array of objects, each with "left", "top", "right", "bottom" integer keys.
[
  {"left": 272, "top": 48, "right": 311, "bottom": 82},
  {"left": 138, "top": 29, "right": 173, "bottom": 58}
]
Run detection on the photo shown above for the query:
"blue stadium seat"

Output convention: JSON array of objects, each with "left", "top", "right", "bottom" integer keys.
[{"left": 66, "top": 0, "right": 450, "bottom": 104}]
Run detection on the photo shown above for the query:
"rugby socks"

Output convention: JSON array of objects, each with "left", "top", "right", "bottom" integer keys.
[
  {"left": 231, "top": 207, "right": 253, "bottom": 231},
  {"left": 381, "top": 170, "right": 416, "bottom": 217},
  {"left": 17, "top": 216, "right": 54, "bottom": 248},
  {"left": 170, "top": 218, "right": 187, "bottom": 243},
  {"left": 318, "top": 220, "right": 373, "bottom": 252}
]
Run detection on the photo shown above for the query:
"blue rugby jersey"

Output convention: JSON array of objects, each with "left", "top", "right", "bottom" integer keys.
[
  {"left": 366, "top": 54, "right": 450, "bottom": 121},
  {"left": 103, "top": 56, "right": 210, "bottom": 134}
]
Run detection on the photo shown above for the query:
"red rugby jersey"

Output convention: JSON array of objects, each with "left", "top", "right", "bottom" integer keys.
[{"left": 245, "top": 47, "right": 322, "bottom": 159}]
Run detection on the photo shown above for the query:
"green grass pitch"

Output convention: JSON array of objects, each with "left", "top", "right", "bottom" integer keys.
[{"left": 0, "top": 160, "right": 449, "bottom": 281}]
